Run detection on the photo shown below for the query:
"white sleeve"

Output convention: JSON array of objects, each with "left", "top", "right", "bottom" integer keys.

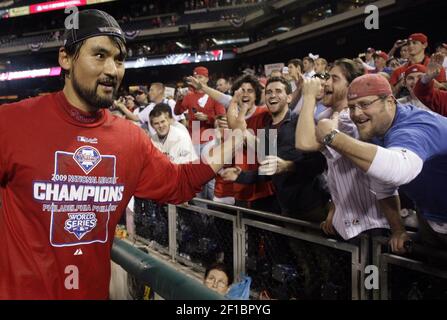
[
  {"left": 168, "top": 99, "right": 185, "bottom": 121},
  {"left": 217, "top": 94, "right": 233, "bottom": 109},
  {"left": 137, "top": 106, "right": 150, "bottom": 124},
  {"left": 368, "top": 176, "right": 399, "bottom": 200},
  {"left": 367, "top": 146, "right": 424, "bottom": 187}
]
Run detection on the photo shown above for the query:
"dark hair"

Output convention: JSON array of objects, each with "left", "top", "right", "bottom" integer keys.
[
  {"left": 204, "top": 263, "right": 233, "bottom": 285},
  {"left": 303, "top": 56, "right": 315, "bottom": 64},
  {"left": 265, "top": 76, "right": 292, "bottom": 94},
  {"left": 149, "top": 103, "right": 173, "bottom": 119},
  {"left": 287, "top": 58, "right": 304, "bottom": 72},
  {"left": 332, "top": 58, "right": 365, "bottom": 84},
  {"left": 231, "top": 74, "right": 263, "bottom": 105},
  {"left": 61, "top": 36, "right": 127, "bottom": 79}
]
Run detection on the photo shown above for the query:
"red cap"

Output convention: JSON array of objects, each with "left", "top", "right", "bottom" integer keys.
[
  {"left": 408, "top": 33, "right": 428, "bottom": 45},
  {"left": 374, "top": 51, "right": 389, "bottom": 61},
  {"left": 193, "top": 66, "right": 209, "bottom": 77},
  {"left": 348, "top": 74, "right": 392, "bottom": 100},
  {"left": 404, "top": 64, "right": 427, "bottom": 78}
]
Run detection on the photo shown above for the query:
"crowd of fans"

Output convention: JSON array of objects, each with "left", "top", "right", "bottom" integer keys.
[
  {"left": 2, "top": 1, "right": 446, "bottom": 299},
  {"left": 114, "top": 31, "right": 447, "bottom": 268}
]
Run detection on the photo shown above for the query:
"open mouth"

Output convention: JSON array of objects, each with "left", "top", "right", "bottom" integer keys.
[
  {"left": 268, "top": 99, "right": 279, "bottom": 106},
  {"left": 98, "top": 80, "right": 116, "bottom": 91},
  {"left": 241, "top": 97, "right": 250, "bottom": 103},
  {"left": 355, "top": 118, "right": 370, "bottom": 126}
]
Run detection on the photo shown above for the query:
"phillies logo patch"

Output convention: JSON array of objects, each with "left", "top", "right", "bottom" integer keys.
[
  {"left": 64, "top": 212, "right": 98, "bottom": 240},
  {"left": 73, "top": 146, "right": 101, "bottom": 174}
]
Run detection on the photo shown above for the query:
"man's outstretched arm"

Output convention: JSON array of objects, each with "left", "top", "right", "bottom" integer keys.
[{"left": 134, "top": 126, "right": 244, "bottom": 204}]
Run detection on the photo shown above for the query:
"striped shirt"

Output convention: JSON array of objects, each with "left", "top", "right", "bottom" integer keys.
[{"left": 318, "top": 108, "right": 390, "bottom": 240}]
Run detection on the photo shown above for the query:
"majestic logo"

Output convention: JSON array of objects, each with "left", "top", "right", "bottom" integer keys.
[
  {"left": 73, "top": 146, "right": 101, "bottom": 174},
  {"left": 77, "top": 136, "right": 98, "bottom": 144},
  {"left": 64, "top": 212, "right": 98, "bottom": 240}
]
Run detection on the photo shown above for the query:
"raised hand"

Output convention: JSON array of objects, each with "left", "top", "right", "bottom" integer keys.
[
  {"left": 185, "top": 76, "right": 203, "bottom": 90},
  {"left": 316, "top": 112, "right": 340, "bottom": 144},
  {"left": 227, "top": 88, "right": 247, "bottom": 131},
  {"left": 302, "top": 78, "right": 323, "bottom": 98},
  {"left": 426, "top": 52, "right": 445, "bottom": 79}
]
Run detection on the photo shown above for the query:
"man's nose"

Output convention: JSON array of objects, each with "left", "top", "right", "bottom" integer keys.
[
  {"left": 351, "top": 106, "right": 364, "bottom": 117},
  {"left": 103, "top": 57, "right": 118, "bottom": 78}
]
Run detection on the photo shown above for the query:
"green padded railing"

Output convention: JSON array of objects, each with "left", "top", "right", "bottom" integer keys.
[{"left": 111, "top": 238, "right": 226, "bottom": 300}]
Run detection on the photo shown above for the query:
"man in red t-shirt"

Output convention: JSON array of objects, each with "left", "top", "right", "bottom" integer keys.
[
  {"left": 185, "top": 74, "right": 278, "bottom": 212},
  {"left": 174, "top": 66, "right": 226, "bottom": 147},
  {"left": 0, "top": 10, "right": 241, "bottom": 300},
  {"left": 414, "top": 53, "right": 447, "bottom": 116},
  {"left": 390, "top": 33, "right": 446, "bottom": 95}
]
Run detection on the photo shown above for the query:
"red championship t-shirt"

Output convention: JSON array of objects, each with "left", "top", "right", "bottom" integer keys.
[{"left": 0, "top": 92, "right": 215, "bottom": 299}]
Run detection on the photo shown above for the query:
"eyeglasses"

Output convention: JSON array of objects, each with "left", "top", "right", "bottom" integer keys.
[
  {"left": 205, "top": 277, "right": 228, "bottom": 289},
  {"left": 348, "top": 97, "right": 383, "bottom": 111},
  {"left": 313, "top": 73, "right": 330, "bottom": 80}
]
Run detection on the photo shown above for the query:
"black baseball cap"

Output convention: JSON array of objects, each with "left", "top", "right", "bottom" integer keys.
[{"left": 63, "top": 9, "right": 126, "bottom": 47}]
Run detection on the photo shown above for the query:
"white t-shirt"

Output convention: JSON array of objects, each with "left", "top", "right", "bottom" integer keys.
[
  {"left": 151, "top": 125, "right": 198, "bottom": 164},
  {"left": 303, "top": 70, "right": 316, "bottom": 79}
]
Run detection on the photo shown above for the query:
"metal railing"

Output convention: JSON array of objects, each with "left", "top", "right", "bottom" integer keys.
[
  {"left": 124, "top": 197, "right": 447, "bottom": 300},
  {"left": 129, "top": 198, "right": 370, "bottom": 299},
  {"left": 372, "top": 235, "right": 447, "bottom": 300}
]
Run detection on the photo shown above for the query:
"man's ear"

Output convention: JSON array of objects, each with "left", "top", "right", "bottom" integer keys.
[
  {"left": 58, "top": 47, "right": 71, "bottom": 76},
  {"left": 287, "top": 94, "right": 292, "bottom": 104}
]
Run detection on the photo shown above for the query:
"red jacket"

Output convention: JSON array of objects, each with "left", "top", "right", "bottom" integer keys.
[{"left": 414, "top": 78, "right": 447, "bottom": 116}]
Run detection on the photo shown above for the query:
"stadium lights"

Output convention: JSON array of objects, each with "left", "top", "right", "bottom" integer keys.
[
  {"left": 275, "top": 27, "right": 291, "bottom": 32},
  {"left": 1, "top": 0, "right": 117, "bottom": 19},
  {"left": 0, "top": 67, "right": 61, "bottom": 81},
  {"left": 211, "top": 37, "right": 250, "bottom": 45},
  {"left": 175, "top": 42, "right": 191, "bottom": 49},
  {"left": 0, "top": 50, "right": 236, "bottom": 81}
]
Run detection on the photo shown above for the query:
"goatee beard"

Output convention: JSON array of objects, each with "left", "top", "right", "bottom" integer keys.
[{"left": 72, "top": 73, "right": 117, "bottom": 111}]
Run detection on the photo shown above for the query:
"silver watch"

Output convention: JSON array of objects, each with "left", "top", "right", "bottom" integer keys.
[{"left": 323, "top": 129, "right": 340, "bottom": 146}]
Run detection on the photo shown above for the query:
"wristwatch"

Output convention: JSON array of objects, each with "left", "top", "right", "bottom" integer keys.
[{"left": 323, "top": 129, "right": 340, "bottom": 146}]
